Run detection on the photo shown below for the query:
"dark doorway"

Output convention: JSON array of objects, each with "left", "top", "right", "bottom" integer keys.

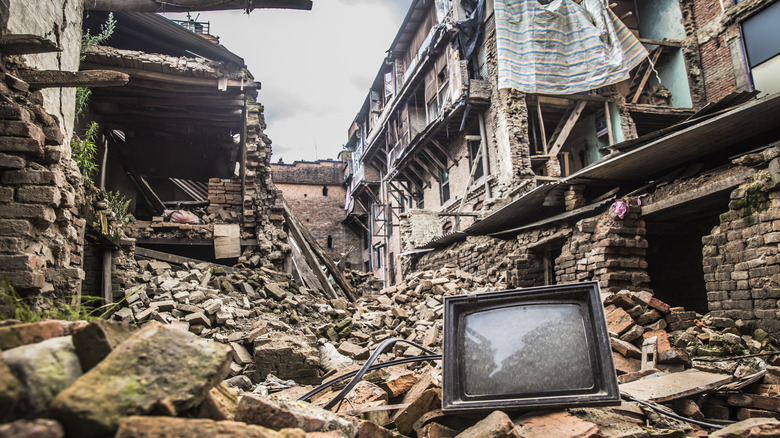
[{"left": 644, "top": 193, "right": 728, "bottom": 314}]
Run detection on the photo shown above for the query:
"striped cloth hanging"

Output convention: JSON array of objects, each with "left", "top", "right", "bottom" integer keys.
[{"left": 495, "top": 0, "right": 648, "bottom": 94}]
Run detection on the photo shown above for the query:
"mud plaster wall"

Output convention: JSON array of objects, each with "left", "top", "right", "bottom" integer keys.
[{"left": 3, "top": 0, "right": 81, "bottom": 143}]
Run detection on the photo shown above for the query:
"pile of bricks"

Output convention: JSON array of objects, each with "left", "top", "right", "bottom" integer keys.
[{"left": 207, "top": 178, "right": 242, "bottom": 214}]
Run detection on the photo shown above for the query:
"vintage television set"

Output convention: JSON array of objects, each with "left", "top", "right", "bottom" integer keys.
[{"left": 442, "top": 281, "right": 620, "bottom": 412}]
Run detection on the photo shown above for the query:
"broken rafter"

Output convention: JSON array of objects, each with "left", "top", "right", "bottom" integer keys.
[
  {"left": 0, "top": 34, "right": 61, "bottom": 55},
  {"left": 429, "top": 138, "right": 455, "bottom": 164},
  {"left": 282, "top": 200, "right": 357, "bottom": 302},
  {"left": 80, "top": 63, "right": 258, "bottom": 90},
  {"left": 17, "top": 69, "right": 129, "bottom": 89},
  {"left": 84, "top": 0, "right": 313, "bottom": 11}
]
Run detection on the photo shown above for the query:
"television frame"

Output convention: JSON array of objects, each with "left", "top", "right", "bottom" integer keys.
[{"left": 442, "top": 281, "right": 620, "bottom": 413}]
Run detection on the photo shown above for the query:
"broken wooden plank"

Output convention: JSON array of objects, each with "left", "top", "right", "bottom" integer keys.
[
  {"left": 134, "top": 246, "right": 234, "bottom": 273},
  {"left": 547, "top": 100, "right": 587, "bottom": 157},
  {"left": 18, "top": 69, "right": 129, "bottom": 89},
  {"left": 80, "top": 64, "right": 257, "bottom": 89},
  {"left": 284, "top": 204, "right": 340, "bottom": 301},
  {"left": 289, "top": 237, "right": 327, "bottom": 297},
  {"left": 620, "top": 369, "right": 734, "bottom": 403},
  {"left": 0, "top": 34, "right": 60, "bottom": 55},
  {"left": 213, "top": 224, "right": 241, "bottom": 259},
  {"left": 283, "top": 199, "right": 356, "bottom": 301},
  {"left": 84, "top": 0, "right": 313, "bottom": 11}
]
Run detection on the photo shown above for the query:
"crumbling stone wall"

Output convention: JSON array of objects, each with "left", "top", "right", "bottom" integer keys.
[
  {"left": 409, "top": 204, "right": 651, "bottom": 295},
  {"left": 557, "top": 206, "right": 650, "bottom": 294},
  {"left": 242, "top": 101, "right": 290, "bottom": 270},
  {"left": 399, "top": 210, "right": 442, "bottom": 253},
  {"left": 0, "top": 86, "right": 84, "bottom": 300},
  {"left": 481, "top": 17, "right": 535, "bottom": 199},
  {"left": 704, "top": 146, "right": 780, "bottom": 335}
]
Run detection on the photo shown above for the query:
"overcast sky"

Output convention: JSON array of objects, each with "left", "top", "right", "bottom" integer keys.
[{"left": 162, "top": 0, "right": 412, "bottom": 163}]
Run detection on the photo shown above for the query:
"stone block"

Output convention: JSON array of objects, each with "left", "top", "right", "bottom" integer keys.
[
  {"left": 376, "top": 366, "right": 419, "bottom": 398},
  {"left": 458, "top": 411, "right": 519, "bottom": 438},
  {"left": 0, "top": 351, "right": 21, "bottom": 421},
  {"left": 236, "top": 394, "right": 357, "bottom": 434},
  {"left": 71, "top": 320, "right": 136, "bottom": 372},
  {"left": 185, "top": 312, "right": 211, "bottom": 327},
  {"left": 0, "top": 152, "right": 24, "bottom": 169},
  {"left": 0, "top": 203, "right": 55, "bottom": 224},
  {"left": 611, "top": 337, "right": 642, "bottom": 359},
  {"left": 0, "top": 219, "right": 32, "bottom": 236},
  {"left": 3, "top": 336, "right": 83, "bottom": 417},
  {"left": 334, "top": 381, "right": 388, "bottom": 415},
  {"left": 0, "top": 320, "right": 85, "bottom": 350},
  {"left": 15, "top": 186, "right": 60, "bottom": 206},
  {"left": 0, "top": 120, "right": 46, "bottom": 143},
  {"left": 229, "top": 342, "right": 253, "bottom": 365},
  {"left": 515, "top": 410, "right": 601, "bottom": 438},
  {"left": 1, "top": 169, "right": 61, "bottom": 185},
  {"left": 337, "top": 341, "right": 369, "bottom": 360},
  {"left": 252, "top": 334, "right": 321, "bottom": 384},
  {"left": 0, "top": 419, "right": 64, "bottom": 438},
  {"left": 605, "top": 306, "right": 635, "bottom": 336},
  {"left": 196, "top": 382, "right": 238, "bottom": 421},
  {"left": 612, "top": 351, "right": 641, "bottom": 375},
  {"left": 115, "top": 416, "right": 293, "bottom": 438},
  {"left": 50, "top": 324, "right": 232, "bottom": 438},
  {"left": 0, "top": 136, "right": 42, "bottom": 155},
  {"left": 709, "top": 418, "right": 780, "bottom": 438},
  {"left": 393, "top": 388, "right": 441, "bottom": 436}
]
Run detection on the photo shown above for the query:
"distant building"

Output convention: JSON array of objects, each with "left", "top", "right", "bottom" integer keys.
[{"left": 271, "top": 160, "right": 363, "bottom": 269}]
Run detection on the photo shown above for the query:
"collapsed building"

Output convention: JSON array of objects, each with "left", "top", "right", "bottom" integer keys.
[
  {"left": 0, "top": 0, "right": 371, "bottom": 310},
  {"left": 343, "top": 0, "right": 780, "bottom": 335},
  {"left": 270, "top": 159, "right": 363, "bottom": 269}
]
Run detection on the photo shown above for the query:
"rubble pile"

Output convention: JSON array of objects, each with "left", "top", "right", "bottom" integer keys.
[{"left": 5, "top": 263, "right": 780, "bottom": 436}]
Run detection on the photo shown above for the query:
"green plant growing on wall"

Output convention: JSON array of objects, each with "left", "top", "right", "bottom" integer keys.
[
  {"left": 71, "top": 121, "right": 100, "bottom": 183},
  {"left": 75, "top": 13, "right": 115, "bottom": 120},
  {"left": 103, "top": 189, "right": 131, "bottom": 224}
]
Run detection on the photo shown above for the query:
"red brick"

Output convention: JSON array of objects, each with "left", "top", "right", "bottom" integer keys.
[
  {"left": 515, "top": 410, "right": 601, "bottom": 438},
  {"left": 458, "top": 411, "right": 519, "bottom": 438}
]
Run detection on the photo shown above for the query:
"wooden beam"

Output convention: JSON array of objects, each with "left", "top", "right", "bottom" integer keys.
[
  {"left": 414, "top": 155, "right": 439, "bottom": 179},
  {"left": 18, "top": 69, "right": 129, "bottom": 89},
  {"left": 421, "top": 147, "right": 447, "bottom": 171},
  {"left": 80, "top": 63, "right": 259, "bottom": 89},
  {"left": 0, "top": 34, "right": 60, "bottom": 55},
  {"left": 536, "top": 100, "right": 548, "bottom": 154},
  {"left": 94, "top": 95, "right": 245, "bottom": 109},
  {"left": 406, "top": 162, "right": 429, "bottom": 188},
  {"left": 429, "top": 138, "right": 455, "bottom": 163},
  {"left": 283, "top": 201, "right": 342, "bottom": 301},
  {"left": 283, "top": 199, "right": 357, "bottom": 302},
  {"left": 547, "top": 100, "right": 587, "bottom": 157},
  {"left": 84, "top": 0, "right": 313, "bottom": 11},
  {"left": 135, "top": 246, "right": 236, "bottom": 272}
]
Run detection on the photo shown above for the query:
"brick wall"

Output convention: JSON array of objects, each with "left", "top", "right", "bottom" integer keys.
[
  {"left": 207, "top": 178, "right": 242, "bottom": 213},
  {"left": 272, "top": 164, "right": 362, "bottom": 267},
  {"left": 704, "top": 146, "right": 780, "bottom": 335}
]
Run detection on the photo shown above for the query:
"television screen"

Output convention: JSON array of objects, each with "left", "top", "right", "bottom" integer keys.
[{"left": 442, "top": 282, "right": 619, "bottom": 412}]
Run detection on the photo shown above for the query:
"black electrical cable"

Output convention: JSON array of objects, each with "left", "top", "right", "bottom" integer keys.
[
  {"left": 297, "top": 353, "right": 442, "bottom": 403},
  {"left": 621, "top": 394, "right": 728, "bottom": 430},
  {"left": 311, "top": 338, "right": 439, "bottom": 410}
]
